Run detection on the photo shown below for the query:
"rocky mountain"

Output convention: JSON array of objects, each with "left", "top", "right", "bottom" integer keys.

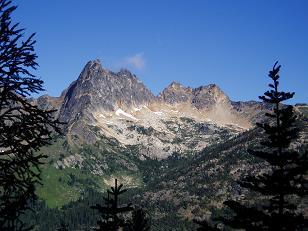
[
  {"left": 26, "top": 60, "right": 307, "bottom": 230},
  {"left": 59, "top": 59, "right": 155, "bottom": 122},
  {"left": 35, "top": 59, "right": 268, "bottom": 159}
]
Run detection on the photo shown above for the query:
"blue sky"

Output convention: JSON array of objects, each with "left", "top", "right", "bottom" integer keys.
[{"left": 14, "top": 0, "right": 308, "bottom": 103}]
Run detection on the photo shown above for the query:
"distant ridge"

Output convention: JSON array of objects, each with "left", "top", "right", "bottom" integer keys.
[{"left": 34, "top": 59, "right": 270, "bottom": 158}]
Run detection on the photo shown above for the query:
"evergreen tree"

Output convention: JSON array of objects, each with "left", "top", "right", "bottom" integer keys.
[
  {"left": 128, "top": 208, "right": 150, "bottom": 231},
  {"left": 221, "top": 62, "right": 308, "bottom": 230},
  {"left": 91, "top": 179, "right": 133, "bottom": 230},
  {"left": 0, "top": 0, "right": 61, "bottom": 229}
]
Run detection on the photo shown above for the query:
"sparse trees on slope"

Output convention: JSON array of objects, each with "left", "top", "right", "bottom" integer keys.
[
  {"left": 220, "top": 62, "right": 308, "bottom": 230},
  {"left": 0, "top": 0, "right": 61, "bottom": 229}
]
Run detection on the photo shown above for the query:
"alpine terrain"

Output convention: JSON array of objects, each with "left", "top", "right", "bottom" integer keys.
[{"left": 26, "top": 59, "right": 307, "bottom": 230}]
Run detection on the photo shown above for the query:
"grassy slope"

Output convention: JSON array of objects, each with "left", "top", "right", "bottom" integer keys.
[
  {"left": 37, "top": 166, "right": 86, "bottom": 208},
  {"left": 36, "top": 135, "right": 144, "bottom": 208}
]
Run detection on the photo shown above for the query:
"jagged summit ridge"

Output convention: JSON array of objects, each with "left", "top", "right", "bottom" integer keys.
[
  {"left": 33, "top": 59, "right": 269, "bottom": 157},
  {"left": 159, "top": 81, "right": 230, "bottom": 110},
  {"left": 59, "top": 59, "right": 155, "bottom": 123},
  {"left": 58, "top": 59, "right": 234, "bottom": 123}
]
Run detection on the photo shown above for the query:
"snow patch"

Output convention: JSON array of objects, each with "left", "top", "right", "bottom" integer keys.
[
  {"left": 115, "top": 108, "right": 138, "bottom": 121},
  {"left": 133, "top": 107, "right": 142, "bottom": 112},
  {"left": 132, "top": 105, "right": 148, "bottom": 112},
  {"left": 154, "top": 111, "right": 164, "bottom": 116}
]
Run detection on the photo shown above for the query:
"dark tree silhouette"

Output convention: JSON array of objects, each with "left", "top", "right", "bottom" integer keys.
[
  {"left": 193, "top": 219, "right": 219, "bottom": 231},
  {"left": 220, "top": 62, "right": 308, "bottom": 230},
  {"left": 91, "top": 179, "right": 134, "bottom": 230},
  {"left": 0, "top": 0, "right": 61, "bottom": 229},
  {"left": 128, "top": 208, "right": 151, "bottom": 231}
]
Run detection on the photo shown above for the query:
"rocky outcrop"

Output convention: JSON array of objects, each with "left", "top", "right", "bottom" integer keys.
[{"left": 158, "top": 82, "right": 230, "bottom": 110}]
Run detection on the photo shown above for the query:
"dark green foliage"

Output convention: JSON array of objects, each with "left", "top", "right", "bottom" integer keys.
[
  {"left": 0, "top": 0, "right": 61, "bottom": 229},
  {"left": 20, "top": 189, "right": 102, "bottom": 230},
  {"left": 56, "top": 222, "right": 69, "bottom": 231},
  {"left": 221, "top": 62, "right": 308, "bottom": 230},
  {"left": 91, "top": 179, "right": 134, "bottom": 230},
  {"left": 21, "top": 187, "right": 151, "bottom": 230}
]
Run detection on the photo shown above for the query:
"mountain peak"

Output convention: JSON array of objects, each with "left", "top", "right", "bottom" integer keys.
[
  {"left": 87, "top": 58, "right": 102, "bottom": 66},
  {"left": 192, "top": 84, "right": 230, "bottom": 109},
  {"left": 168, "top": 81, "right": 183, "bottom": 88},
  {"left": 117, "top": 68, "right": 133, "bottom": 77},
  {"left": 59, "top": 60, "right": 155, "bottom": 125},
  {"left": 83, "top": 59, "right": 103, "bottom": 73},
  {"left": 194, "top": 84, "right": 219, "bottom": 91},
  {"left": 159, "top": 82, "right": 192, "bottom": 104}
]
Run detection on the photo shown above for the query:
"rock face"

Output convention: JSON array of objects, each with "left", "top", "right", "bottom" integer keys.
[
  {"left": 46, "top": 59, "right": 269, "bottom": 158},
  {"left": 59, "top": 59, "right": 155, "bottom": 123},
  {"left": 31, "top": 93, "right": 65, "bottom": 118},
  {"left": 231, "top": 100, "right": 272, "bottom": 124},
  {"left": 158, "top": 81, "right": 252, "bottom": 129},
  {"left": 192, "top": 84, "right": 230, "bottom": 110}
]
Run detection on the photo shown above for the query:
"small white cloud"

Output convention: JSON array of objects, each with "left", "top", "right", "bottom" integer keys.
[{"left": 123, "top": 53, "right": 146, "bottom": 70}]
